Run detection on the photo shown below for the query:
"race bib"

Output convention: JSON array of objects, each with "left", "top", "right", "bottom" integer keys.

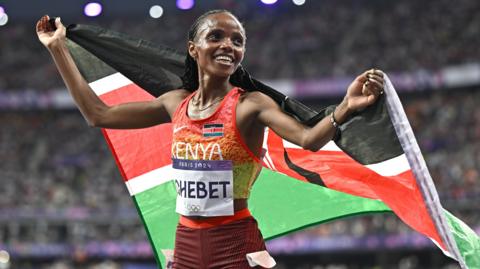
[{"left": 172, "top": 158, "right": 234, "bottom": 216}]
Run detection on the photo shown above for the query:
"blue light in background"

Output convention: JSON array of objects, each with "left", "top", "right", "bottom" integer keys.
[
  {"left": 0, "top": 12, "right": 7, "bottom": 27},
  {"left": 176, "top": 0, "right": 194, "bottom": 10},
  {"left": 0, "top": 6, "right": 7, "bottom": 26},
  {"left": 292, "top": 0, "right": 306, "bottom": 5},
  {"left": 84, "top": 2, "right": 103, "bottom": 17},
  {"left": 149, "top": 5, "right": 164, "bottom": 19},
  {"left": 261, "top": 0, "right": 278, "bottom": 5}
]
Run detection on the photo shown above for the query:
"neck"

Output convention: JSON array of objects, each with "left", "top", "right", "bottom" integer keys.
[{"left": 195, "top": 73, "right": 232, "bottom": 105}]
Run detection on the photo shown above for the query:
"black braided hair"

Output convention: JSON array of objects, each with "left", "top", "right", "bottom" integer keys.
[
  {"left": 180, "top": 10, "right": 324, "bottom": 127},
  {"left": 181, "top": 10, "right": 259, "bottom": 92}
]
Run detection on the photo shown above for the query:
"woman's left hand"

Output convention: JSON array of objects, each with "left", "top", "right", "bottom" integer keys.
[{"left": 344, "top": 69, "right": 384, "bottom": 112}]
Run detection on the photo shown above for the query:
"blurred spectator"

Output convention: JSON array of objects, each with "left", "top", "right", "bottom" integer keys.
[
  {"left": 1, "top": 89, "right": 479, "bottom": 245},
  {"left": 0, "top": 0, "right": 479, "bottom": 90}
]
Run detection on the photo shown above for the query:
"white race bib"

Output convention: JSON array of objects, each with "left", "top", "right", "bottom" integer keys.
[{"left": 172, "top": 158, "right": 234, "bottom": 217}]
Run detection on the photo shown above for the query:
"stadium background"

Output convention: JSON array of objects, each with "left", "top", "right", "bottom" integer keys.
[{"left": 0, "top": 0, "right": 479, "bottom": 268}]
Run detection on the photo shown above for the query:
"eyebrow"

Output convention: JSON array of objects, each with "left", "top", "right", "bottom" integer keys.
[{"left": 206, "top": 28, "right": 246, "bottom": 38}]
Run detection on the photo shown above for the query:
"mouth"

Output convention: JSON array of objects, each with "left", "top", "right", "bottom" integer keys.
[{"left": 214, "top": 54, "right": 234, "bottom": 66}]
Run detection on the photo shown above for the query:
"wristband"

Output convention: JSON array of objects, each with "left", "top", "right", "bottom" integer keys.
[
  {"left": 330, "top": 110, "right": 342, "bottom": 142},
  {"left": 330, "top": 111, "right": 340, "bottom": 128}
]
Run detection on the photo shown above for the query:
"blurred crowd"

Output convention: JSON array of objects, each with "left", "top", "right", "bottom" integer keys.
[
  {"left": 0, "top": 0, "right": 479, "bottom": 91},
  {"left": 0, "top": 111, "right": 144, "bottom": 245},
  {"left": 0, "top": 88, "right": 479, "bottom": 248},
  {"left": 277, "top": 89, "right": 480, "bottom": 245}
]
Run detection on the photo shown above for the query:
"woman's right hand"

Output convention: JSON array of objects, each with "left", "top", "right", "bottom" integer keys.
[{"left": 36, "top": 15, "right": 66, "bottom": 50}]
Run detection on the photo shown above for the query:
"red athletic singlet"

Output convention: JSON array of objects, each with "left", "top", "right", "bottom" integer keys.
[
  {"left": 170, "top": 88, "right": 276, "bottom": 269},
  {"left": 171, "top": 87, "right": 262, "bottom": 199}
]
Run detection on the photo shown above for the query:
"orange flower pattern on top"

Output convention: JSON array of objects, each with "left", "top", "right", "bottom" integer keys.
[{"left": 171, "top": 88, "right": 262, "bottom": 198}]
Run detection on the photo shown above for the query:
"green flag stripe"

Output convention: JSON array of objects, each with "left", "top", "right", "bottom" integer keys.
[
  {"left": 131, "top": 168, "right": 480, "bottom": 269},
  {"left": 249, "top": 169, "right": 391, "bottom": 239},
  {"left": 132, "top": 168, "right": 393, "bottom": 268},
  {"left": 133, "top": 181, "right": 178, "bottom": 268},
  {"left": 384, "top": 76, "right": 467, "bottom": 267},
  {"left": 445, "top": 211, "right": 480, "bottom": 268}
]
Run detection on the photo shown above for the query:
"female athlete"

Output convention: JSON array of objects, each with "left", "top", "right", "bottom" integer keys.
[{"left": 36, "top": 10, "right": 384, "bottom": 269}]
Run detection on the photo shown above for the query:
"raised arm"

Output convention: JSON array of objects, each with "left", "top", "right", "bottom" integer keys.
[
  {"left": 36, "top": 15, "right": 189, "bottom": 129},
  {"left": 253, "top": 69, "right": 384, "bottom": 151}
]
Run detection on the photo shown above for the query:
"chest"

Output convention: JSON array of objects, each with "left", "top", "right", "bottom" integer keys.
[{"left": 173, "top": 91, "right": 263, "bottom": 160}]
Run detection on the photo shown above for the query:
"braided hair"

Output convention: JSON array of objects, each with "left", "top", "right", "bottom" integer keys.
[
  {"left": 181, "top": 10, "right": 259, "bottom": 92},
  {"left": 180, "top": 10, "right": 322, "bottom": 127}
]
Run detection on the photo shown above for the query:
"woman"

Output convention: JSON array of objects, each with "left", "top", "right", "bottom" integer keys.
[{"left": 36, "top": 10, "right": 384, "bottom": 269}]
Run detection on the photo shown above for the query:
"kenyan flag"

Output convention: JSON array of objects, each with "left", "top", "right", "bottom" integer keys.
[{"left": 64, "top": 24, "right": 480, "bottom": 268}]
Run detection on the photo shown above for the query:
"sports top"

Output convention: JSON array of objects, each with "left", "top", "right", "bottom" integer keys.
[{"left": 171, "top": 87, "right": 262, "bottom": 199}]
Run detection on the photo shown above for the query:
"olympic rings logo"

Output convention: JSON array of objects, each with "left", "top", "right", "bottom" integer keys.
[{"left": 186, "top": 204, "right": 201, "bottom": 212}]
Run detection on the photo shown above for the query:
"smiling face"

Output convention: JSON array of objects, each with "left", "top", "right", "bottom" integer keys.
[{"left": 188, "top": 12, "right": 246, "bottom": 79}]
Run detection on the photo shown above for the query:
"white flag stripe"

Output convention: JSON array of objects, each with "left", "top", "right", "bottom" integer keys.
[
  {"left": 125, "top": 165, "right": 173, "bottom": 196},
  {"left": 365, "top": 154, "right": 410, "bottom": 176},
  {"left": 430, "top": 237, "right": 455, "bottom": 260},
  {"left": 262, "top": 129, "right": 276, "bottom": 170},
  {"left": 262, "top": 129, "right": 271, "bottom": 149},
  {"left": 282, "top": 135, "right": 410, "bottom": 176},
  {"left": 89, "top": 72, "right": 133, "bottom": 95},
  {"left": 282, "top": 140, "right": 302, "bottom": 149},
  {"left": 384, "top": 75, "right": 465, "bottom": 268},
  {"left": 283, "top": 140, "right": 342, "bottom": 151},
  {"left": 262, "top": 152, "right": 275, "bottom": 170},
  {"left": 320, "top": 141, "right": 342, "bottom": 151}
]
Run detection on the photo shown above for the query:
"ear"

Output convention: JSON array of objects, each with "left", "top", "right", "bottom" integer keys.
[{"left": 188, "top": 41, "right": 198, "bottom": 60}]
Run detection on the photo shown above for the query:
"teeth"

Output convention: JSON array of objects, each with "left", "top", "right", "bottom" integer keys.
[{"left": 215, "top": 55, "right": 233, "bottom": 62}]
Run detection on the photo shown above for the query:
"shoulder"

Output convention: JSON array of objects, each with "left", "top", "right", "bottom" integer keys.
[
  {"left": 235, "top": 90, "right": 282, "bottom": 126},
  {"left": 155, "top": 89, "right": 192, "bottom": 116},
  {"left": 236, "top": 89, "right": 289, "bottom": 128},
  {"left": 238, "top": 90, "right": 279, "bottom": 111},
  {"left": 159, "top": 89, "right": 191, "bottom": 101},
  {"left": 238, "top": 91, "right": 280, "bottom": 115},
  {"left": 155, "top": 89, "right": 191, "bottom": 106}
]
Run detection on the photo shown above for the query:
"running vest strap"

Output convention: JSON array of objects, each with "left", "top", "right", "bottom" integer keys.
[{"left": 171, "top": 88, "right": 262, "bottom": 200}]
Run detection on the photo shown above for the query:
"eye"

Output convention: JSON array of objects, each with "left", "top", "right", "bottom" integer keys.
[
  {"left": 232, "top": 37, "right": 244, "bottom": 47},
  {"left": 207, "top": 30, "right": 223, "bottom": 42}
]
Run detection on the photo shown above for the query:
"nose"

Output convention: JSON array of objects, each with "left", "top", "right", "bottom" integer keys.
[{"left": 219, "top": 38, "right": 233, "bottom": 50}]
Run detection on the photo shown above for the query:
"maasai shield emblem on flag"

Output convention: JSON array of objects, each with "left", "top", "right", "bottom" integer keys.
[{"left": 64, "top": 23, "right": 480, "bottom": 268}]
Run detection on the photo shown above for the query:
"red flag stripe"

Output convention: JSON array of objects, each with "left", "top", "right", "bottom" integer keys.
[
  {"left": 88, "top": 75, "right": 173, "bottom": 182},
  {"left": 87, "top": 72, "right": 447, "bottom": 258},
  {"left": 264, "top": 129, "right": 445, "bottom": 250}
]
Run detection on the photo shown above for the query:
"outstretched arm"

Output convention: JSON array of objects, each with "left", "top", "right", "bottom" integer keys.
[
  {"left": 36, "top": 15, "right": 188, "bottom": 129},
  {"left": 254, "top": 69, "right": 384, "bottom": 151}
]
